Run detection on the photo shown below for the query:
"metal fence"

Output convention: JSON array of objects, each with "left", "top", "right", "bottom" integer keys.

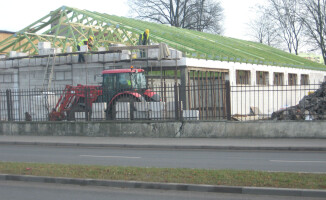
[
  {"left": 1, "top": 82, "right": 325, "bottom": 122},
  {"left": 230, "top": 82, "right": 324, "bottom": 121},
  {"left": 0, "top": 82, "right": 228, "bottom": 122}
]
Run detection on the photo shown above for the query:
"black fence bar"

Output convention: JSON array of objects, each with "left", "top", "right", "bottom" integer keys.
[{"left": 225, "top": 81, "right": 231, "bottom": 121}]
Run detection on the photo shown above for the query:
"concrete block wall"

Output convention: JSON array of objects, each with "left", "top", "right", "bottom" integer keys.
[{"left": 0, "top": 51, "right": 180, "bottom": 91}]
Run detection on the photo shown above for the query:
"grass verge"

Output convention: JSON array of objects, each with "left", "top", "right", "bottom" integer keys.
[{"left": 0, "top": 161, "right": 325, "bottom": 189}]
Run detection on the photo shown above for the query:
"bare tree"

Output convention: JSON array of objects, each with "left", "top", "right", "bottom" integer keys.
[
  {"left": 300, "top": 0, "right": 326, "bottom": 64},
  {"left": 248, "top": 11, "right": 279, "bottom": 46},
  {"left": 128, "top": 0, "right": 223, "bottom": 34},
  {"left": 264, "top": 0, "right": 304, "bottom": 55}
]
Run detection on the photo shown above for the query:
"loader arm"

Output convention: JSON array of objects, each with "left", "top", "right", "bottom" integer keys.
[{"left": 49, "top": 84, "right": 102, "bottom": 121}]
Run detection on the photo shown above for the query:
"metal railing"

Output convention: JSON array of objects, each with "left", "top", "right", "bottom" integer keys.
[
  {"left": 1, "top": 82, "right": 325, "bottom": 122},
  {"left": 230, "top": 82, "right": 324, "bottom": 121},
  {"left": 0, "top": 82, "right": 228, "bottom": 122}
]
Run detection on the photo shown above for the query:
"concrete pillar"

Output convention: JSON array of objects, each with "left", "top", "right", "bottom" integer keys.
[
  {"left": 180, "top": 66, "right": 188, "bottom": 110},
  {"left": 251, "top": 69, "right": 256, "bottom": 85},
  {"left": 269, "top": 71, "right": 274, "bottom": 85}
]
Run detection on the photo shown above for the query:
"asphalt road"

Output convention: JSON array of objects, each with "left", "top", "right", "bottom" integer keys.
[
  {"left": 1, "top": 181, "right": 324, "bottom": 200},
  {"left": 0, "top": 145, "right": 326, "bottom": 172}
]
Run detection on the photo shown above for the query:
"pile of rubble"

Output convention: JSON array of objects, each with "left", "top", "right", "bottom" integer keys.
[{"left": 271, "top": 82, "right": 326, "bottom": 120}]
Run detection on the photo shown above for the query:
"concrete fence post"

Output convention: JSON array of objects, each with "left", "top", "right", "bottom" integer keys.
[
  {"left": 6, "top": 89, "right": 13, "bottom": 121},
  {"left": 225, "top": 80, "right": 231, "bottom": 121},
  {"left": 174, "top": 84, "right": 180, "bottom": 120}
]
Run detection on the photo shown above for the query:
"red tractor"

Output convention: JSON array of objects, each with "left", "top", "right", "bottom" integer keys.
[{"left": 49, "top": 68, "right": 160, "bottom": 121}]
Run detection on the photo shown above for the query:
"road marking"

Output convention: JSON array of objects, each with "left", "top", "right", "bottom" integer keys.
[
  {"left": 80, "top": 155, "right": 141, "bottom": 159},
  {"left": 270, "top": 160, "right": 326, "bottom": 163}
]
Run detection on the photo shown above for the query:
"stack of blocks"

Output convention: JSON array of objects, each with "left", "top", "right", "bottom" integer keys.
[
  {"left": 134, "top": 102, "right": 149, "bottom": 119},
  {"left": 149, "top": 102, "right": 165, "bottom": 119},
  {"left": 182, "top": 110, "right": 200, "bottom": 120},
  {"left": 38, "top": 42, "right": 62, "bottom": 55},
  {"left": 9, "top": 51, "right": 17, "bottom": 58},
  {"left": 92, "top": 103, "right": 107, "bottom": 119},
  {"left": 115, "top": 102, "right": 130, "bottom": 119},
  {"left": 133, "top": 102, "right": 166, "bottom": 120}
]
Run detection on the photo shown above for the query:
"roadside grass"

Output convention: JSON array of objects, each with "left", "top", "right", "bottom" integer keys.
[{"left": 0, "top": 161, "right": 325, "bottom": 189}]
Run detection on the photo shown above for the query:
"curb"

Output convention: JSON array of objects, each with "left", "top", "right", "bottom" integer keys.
[
  {"left": 0, "top": 174, "right": 325, "bottom": 197},
  {"left": 0, "top": 141, "right": 325, "bottom": 151}
]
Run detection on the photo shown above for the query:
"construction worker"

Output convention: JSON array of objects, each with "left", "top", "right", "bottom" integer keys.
[
  {"left": 138, "top": 29, "right": 150, "bottom": 57},
  {"left": 77, "top": 36, "right": 93, "bottom": 63}
]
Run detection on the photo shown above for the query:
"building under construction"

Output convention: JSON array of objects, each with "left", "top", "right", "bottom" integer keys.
[{"left": 0, "top": 6, "right": 326, "bottom": 121}]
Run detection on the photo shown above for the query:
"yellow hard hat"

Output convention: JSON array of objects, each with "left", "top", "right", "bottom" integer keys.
[
  {"left": 89, "top": 36, "right": 94, "bottom": 41},
  {"left": 145, "top": 29, "right": 149, "bottom": 34}
]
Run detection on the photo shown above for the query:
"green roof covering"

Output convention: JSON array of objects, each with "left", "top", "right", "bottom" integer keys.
[{"left": 0, "top": 6, "right": 325, "bottom": 71}]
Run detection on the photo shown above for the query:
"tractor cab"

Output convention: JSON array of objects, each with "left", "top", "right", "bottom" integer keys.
[
  {"left": 102, "top": 68, "right": 146, "bottom": 91},
  {"left": 101, "top": 68, "right": 159, "bottom": 119}
]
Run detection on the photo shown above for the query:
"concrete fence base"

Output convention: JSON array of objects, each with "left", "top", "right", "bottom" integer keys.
[{"left": 0, "top": 121, "right": 325, "bottom": 138}]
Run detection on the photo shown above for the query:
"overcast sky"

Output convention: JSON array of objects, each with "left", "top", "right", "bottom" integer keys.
[{"left": 0, "top": 0, "right": 265, "bottom": 41}]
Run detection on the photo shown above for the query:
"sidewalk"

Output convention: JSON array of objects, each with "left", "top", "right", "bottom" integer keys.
[{"left": 1, "top": 135, "right": 326, "bottom": 151}]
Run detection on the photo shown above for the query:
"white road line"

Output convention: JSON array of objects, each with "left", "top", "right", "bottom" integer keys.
[
  {"left": 80, "top": 155, "right": 141, "bottom": 159},
  {"left": 270, "top": 160, "right": 326, "bottom": 163}
]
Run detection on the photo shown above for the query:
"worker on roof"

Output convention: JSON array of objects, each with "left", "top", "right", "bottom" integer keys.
[
  {"left": 139, "top": 29, "right": 150, "bottom": 45},
  {"left": 138, "top": 29, "right": 150, "bottom": 58},
  {"left": 77, "top": 36, "right": 94, "bottom": 63}
]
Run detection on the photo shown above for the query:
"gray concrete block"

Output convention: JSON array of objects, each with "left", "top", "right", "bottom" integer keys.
[
  {"left": 149, "top": 102, "right": 165, "bottom": 111},
  {"left": 98, "top": 47, "right": 106, "bottom": 51},
  {"left": 134, "top": 111, "right": 149, "bottom": 119},
  {"left": 98, "top": 54, "right": 104, "bottom": 62},
  {"left": 0, "top": 61, "right": 5, "bottom": 68},
  {"left": 116, "top": 111, "right": 130, "bottom": 119},
  {"left": 120, "top": 53, "right": 130, "bottom": 60},
  {"left": 149, "top": 111, "right": 163, "bottom": 119},
  {"left": 35, "top": 58, "right": 42, "bottom": 66},
  {"left": 182, "top": 110, "right": 199, "bottom": 120},
  {"left": 169, "top": 49, "right": 182, "bottom": 59},
  {"left": 40, "top": 57, "right": 46, "bottom": 65},
  {"left": 116, "top": 102, "right": 130, "bottom": 112},
  {"left": 29, "top": 58, "right": 36, "bottom": 66},
  {"left": 91, "top": 54, "right": 99, "bottom": 62},
  {"left": 9, "top": 51, "right": 17, "bottom": 58},
  {"left": 66, "top": 56, "right": 72, "bottom": 63},
  {"left": 59, "top": 56, "right": 66, "bottom": 64},
  {"left": 5, "top": 60, "right": 12, "bottom": 68},
  {"left": 38, "top": 42, "right": 51, "bottom": 49},
  {"left": 18, "top": 59, "right": 30, "bottom": 67},
  {"left": 148, "top": 48, "right": 159, "bottom": 59},
  {"left": 85, "top": 54, "right": 92, "bottom": 62},
  {"left": 165, "top": 101, "right": 182, "bottom": 111},
  {"left": 17, "top": 52, "right": 28, "bottom": 57},
  {"left": 92, "top": 103, "right": 106, "bottom": 119},
  {"left": 104, "top": 53, "right": 120, "bottom": 62},
  {"left": 75, "top": 112, "right": 85, "bottom": 120},
  {"left": 12, "top": 59, "right": 19, "bottom": 67},
  {"left": 134, "top": 102, "right": 149, "bottom": 111},
  {"left": 72, "top": 55, "right": 78, "bottom": 63}
]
